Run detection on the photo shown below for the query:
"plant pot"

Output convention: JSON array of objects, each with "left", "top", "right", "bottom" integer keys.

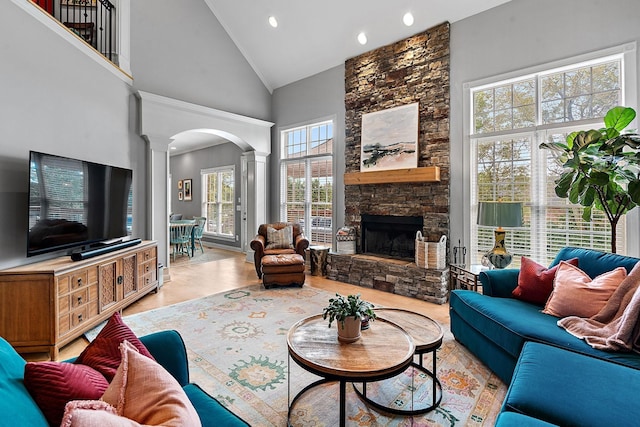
[{"left": 337, "top": 317, "right": 362, "bottom": 343}]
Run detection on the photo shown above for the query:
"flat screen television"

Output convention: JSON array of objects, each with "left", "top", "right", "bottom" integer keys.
[{"left": 27, "top": 151, "right": 133, "bottom": 257}]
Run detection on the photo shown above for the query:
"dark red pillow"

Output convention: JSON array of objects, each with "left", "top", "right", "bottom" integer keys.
[
  {"left": 512, "top": 256, "right": 579, "bottom": 305},
  {"left": 75, "top": 311, "right": 154, "bottom": 381},
  {"left": 23, "top": 361, "right": 108, "bottom": 426}
]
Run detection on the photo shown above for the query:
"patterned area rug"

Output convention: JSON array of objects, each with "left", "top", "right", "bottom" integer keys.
[{"left": 95, "top": 285, "right": 506, "bottom": 426}]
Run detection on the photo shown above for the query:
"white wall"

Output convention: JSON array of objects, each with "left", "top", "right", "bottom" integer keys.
[
  {"left": 130, "top": 0, "right": 271, "bottom": 122},
  {"left": 0, "top": 0, "right": 271, "bottom": 268},
  {"left": 450, "top": 0, "right": 640, "bottom": 259},
  {"left": 271, "top": 65, "right": 346, "bottom": 230},
  {"left": 0, "top": 1, "right": 139, "bottom": 268}
]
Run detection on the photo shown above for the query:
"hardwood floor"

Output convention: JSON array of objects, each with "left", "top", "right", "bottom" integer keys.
[{"left": 56, "top": 247, "right": 450, "bottom": 360}]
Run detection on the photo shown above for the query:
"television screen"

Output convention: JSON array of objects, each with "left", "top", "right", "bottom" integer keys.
[{"left": 27, "top": 151, "right": 133, "bottom": 257}]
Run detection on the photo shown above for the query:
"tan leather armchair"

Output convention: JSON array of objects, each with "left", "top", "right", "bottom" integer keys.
[{"left": 250, "top": 222, "right": 309, "bottom": 279}]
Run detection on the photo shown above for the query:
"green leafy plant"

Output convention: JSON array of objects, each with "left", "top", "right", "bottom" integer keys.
[
  {"left": 540, "top": 106, "right": 640, "bottom": 253},
  {"left": 321, "top": 293, "right": 376, "bottom": 327}
]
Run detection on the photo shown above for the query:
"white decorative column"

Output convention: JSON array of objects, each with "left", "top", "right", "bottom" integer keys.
[
  {"left": 145, "top": 135, "right": 171, "bottom": 271},
  {"left": 243, "top": 151, "right": 268, "bottom": 262}
]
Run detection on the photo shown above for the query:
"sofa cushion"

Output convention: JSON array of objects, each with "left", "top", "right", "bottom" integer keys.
[
  {"left": 75, "top": 312, "right": 154, "bottom": 381},
  {"left": 101, "top": 340, "right": 201, "bottom": 426},
  {"left": 0, "top": 338, "right": 49, "bottom": 427},
  {"left": 503, "top": 341, "right": 640, "bottom": 427},
  {"left": 512, "top": 256, "right": 578, "bottom": 305},
  {"left": 494, "top": 411, "right": 559, "bottom": 427},
  {"left": 450, "top": 290, "right": 640, "bottom": 370},
  {"left": 60, "top": 400, "right": 136, "bottom": 427},
  {"left": 542, "top": 262, "right": 626, "bottom": 317},
  {"left": 551, "top": 247, "right": 640, "bottom": 277},
  {"left": 184, "top": 383, "right": 250, "bottom": 427},
  {"left": 24, "top": 361, "right": 109, "bottom": 426}
]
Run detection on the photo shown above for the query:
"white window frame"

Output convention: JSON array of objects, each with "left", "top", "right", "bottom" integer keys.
[
  {"left": 462, "top": 42, "right": 638, "bottom": 264},
  {"left": 279, "top": 118, "right": 335, "bottom": 247},
  {"left": 200, "top": 165, "right": 235, "bottom": 241}
]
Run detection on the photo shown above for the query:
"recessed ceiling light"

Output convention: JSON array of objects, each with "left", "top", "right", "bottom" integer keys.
[
  {"left": 268, "top": 16, "right": 278, "bottom": 28},
  {"left": 403, "top": 12, "right": 414, "bottom": 26},
  {"left": 357, "top": 32, "right": 367, "bottom": 45},
  {"left": 170, "top": 146, "right": 177, "bottom": 150}
]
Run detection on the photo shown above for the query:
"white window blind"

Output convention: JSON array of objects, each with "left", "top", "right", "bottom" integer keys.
[
  {"left": 470, "top": 54, "right": 628, "bottom": 266},
  {"left": 280, "top": 120, "right": 334, "bottom": 246}
]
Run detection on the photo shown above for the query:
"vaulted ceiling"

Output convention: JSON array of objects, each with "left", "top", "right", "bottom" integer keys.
[{"left": 204, "top": 0, "right": 512, "bottom": 92}]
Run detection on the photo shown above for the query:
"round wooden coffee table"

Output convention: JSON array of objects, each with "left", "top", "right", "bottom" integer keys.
[
  {"left": 354, "top": 308, "right": 444, "bottom": 414},
  {"left": 287, "top": 314, "right": 415, "bottom": 427}
]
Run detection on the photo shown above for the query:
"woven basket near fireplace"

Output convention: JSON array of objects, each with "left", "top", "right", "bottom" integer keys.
[{"left": 415, "top": 232, "right": 446, "bottom": 269}]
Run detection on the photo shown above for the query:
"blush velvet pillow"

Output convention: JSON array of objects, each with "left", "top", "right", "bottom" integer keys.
[
  {"left": 512, "top": 256, "right": 579, "bottom": 305},
  {"left": 101, "top": 340, "right": 201, "bottom": 426},
  {"left": 542, "top": 261, "right": 627, "bottom": 318}
]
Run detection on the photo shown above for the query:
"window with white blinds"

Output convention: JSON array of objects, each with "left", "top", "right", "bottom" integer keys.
[
  {"left": 470, "top": 53, "right": 629, "bottom": 266},
  {"left": 201, "top": 167, "right": 234, "bottom": 238},
  {"left": 280, "top": 120, "right": 334, "bottom": 246}
]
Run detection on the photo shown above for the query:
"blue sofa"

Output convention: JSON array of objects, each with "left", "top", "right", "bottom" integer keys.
[
  {"left": 450, "top": 247, "right": 640, "bottom": 426},
  {"left": 0, "top": 330, "right": 248, "bottom": 427}
]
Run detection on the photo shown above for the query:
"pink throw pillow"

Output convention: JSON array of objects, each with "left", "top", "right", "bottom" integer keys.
[
  {"left": 101, "top": 340, "right": 201, "bottom": 426},
  {"left": 23, "top": 362, "right": 109, "bottom": 426},
  {"left": 60, "top": 400, "right": 141, "bottom": 427},
  {"left": 512, "top": 257, "right": 579, "bottom": 305},
  {"left": 75, "top": 312, "right": 154, "bottom": 381},
  {"left": 542, "top": 261, "right": 627, "bottom": 318}
]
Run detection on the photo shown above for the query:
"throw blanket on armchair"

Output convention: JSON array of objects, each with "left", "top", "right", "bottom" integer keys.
[{"left": 558, "top": 261, "right": 640, "bottom": 353}]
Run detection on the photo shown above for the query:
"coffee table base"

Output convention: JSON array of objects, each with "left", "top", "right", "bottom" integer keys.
[
  {"left": 288, "top": 378, "right": 348, "bottom": 427},
  {"left": 353, "top": 361, "right": 442, "bottom": 415}
]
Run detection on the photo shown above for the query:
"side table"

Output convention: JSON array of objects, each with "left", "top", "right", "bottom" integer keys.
[
  {"left": 308, "top": 245, "right": 329, "bottom": 276},
  {"left": 449, "top": 264, "right": 487, "bottom": 293}
]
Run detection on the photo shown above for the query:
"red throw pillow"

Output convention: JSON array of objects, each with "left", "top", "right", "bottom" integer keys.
[
  {"left": 75, "top": 312, "right": 154, "bottom": 382},
  {"left": 512, "top": 257, "right": 579, "bottom": 305},
  {"left": 23, "top": 362, "right": 108, "bottom": 426}
]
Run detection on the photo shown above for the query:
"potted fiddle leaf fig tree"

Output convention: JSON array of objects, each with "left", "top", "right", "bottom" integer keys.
[
  {"left": 322, "top": 293, "right": 376, "bottom": 343},
  {"left": 540, "top": 106, "right": 640, "bottom": 253}
]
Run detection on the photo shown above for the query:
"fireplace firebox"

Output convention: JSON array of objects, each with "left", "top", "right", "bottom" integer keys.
[{"left": 361, "top": 215, "right": 423, "bottom": 260}]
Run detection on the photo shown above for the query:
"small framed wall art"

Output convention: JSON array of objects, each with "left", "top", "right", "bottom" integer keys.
[
  {"left": 178, "top": 191, "right": 183, "bottom": 201},
  {"left": 183, "top": 179, "right": 192, "bottom": 201},
  {"left": 178, "top": 180, "right": 183, "bottom": 190}
]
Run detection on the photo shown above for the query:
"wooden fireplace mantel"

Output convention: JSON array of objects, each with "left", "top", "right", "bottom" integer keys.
[{"left": 344, "top": 166, "right": 440, "bottom": 185}]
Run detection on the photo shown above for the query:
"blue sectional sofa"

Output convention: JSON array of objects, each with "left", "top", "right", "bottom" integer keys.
[
  {"left": 450, "top": 247, "right": 640, "bottom": 426},
  {"left": 0, "top": 330, "right": 248, "bottom": 427}
]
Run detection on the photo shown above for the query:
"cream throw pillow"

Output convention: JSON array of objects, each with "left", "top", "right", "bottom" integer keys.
[
  {"left": 265, "top": 225, "right": 294, "bottom": 249},
  {"left": 542, "top": 261, "right": 627, "bottom": 318}
]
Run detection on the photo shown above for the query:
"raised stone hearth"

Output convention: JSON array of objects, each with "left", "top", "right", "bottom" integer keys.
[{"left": 327, "top": 253, "right": 449, "bottom": 304}]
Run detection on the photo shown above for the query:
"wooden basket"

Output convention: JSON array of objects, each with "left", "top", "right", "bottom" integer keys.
[{"left": 415, "top": 233, "right": 446, "bottom": 269}]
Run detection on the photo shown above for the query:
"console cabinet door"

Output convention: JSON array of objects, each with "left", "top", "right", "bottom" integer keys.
[
  {"left": 121, "top": 253, "right": 138, "bottom": 299},
  {"left": 99, "top": 259, "right": 120, "bottom": 312}
]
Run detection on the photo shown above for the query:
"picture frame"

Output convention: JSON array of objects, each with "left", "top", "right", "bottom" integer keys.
[
  {"left": 61, "top": 0, "right": 96, "bottom": 6},
  {"left": 360, "top": 102, "right": 419, "bottom": 172},
  {"left": 178, "top": 191, "right": 183, "bottom": 201},
  {"left": 178, "top": 180, "right": 183, "bottom": 190},
  {"left": 183, "top": 179, "right": 192, "bottom": 201}
]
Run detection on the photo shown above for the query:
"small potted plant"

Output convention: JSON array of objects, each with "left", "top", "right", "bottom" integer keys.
[{"left": 322, "top": 293, "right": 376, "bottom": 342}]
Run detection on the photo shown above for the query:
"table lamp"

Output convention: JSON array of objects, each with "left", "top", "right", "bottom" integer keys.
[{"left": 477, "top": 201, "right": 523, "bottom": 269}]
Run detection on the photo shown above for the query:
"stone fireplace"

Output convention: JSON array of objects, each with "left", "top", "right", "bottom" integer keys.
[
  {"left": 361, "top": 214, "right": 423, "bottom": 260},
  {"left": 326, "top": 22, "right": 451, "bottom": 304}
]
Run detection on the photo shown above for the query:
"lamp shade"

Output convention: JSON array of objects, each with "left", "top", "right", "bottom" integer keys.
[{"left": 477, "top": 202, "right": 523, "bottom": 228}]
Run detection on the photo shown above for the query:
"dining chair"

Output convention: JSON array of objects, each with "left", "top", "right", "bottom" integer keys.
[
  {"left": 169, "top": 223, "right": 195, "bottom": 261},
  {"left": 193, "top": 217, "right": 206, "bottom": 254}
]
